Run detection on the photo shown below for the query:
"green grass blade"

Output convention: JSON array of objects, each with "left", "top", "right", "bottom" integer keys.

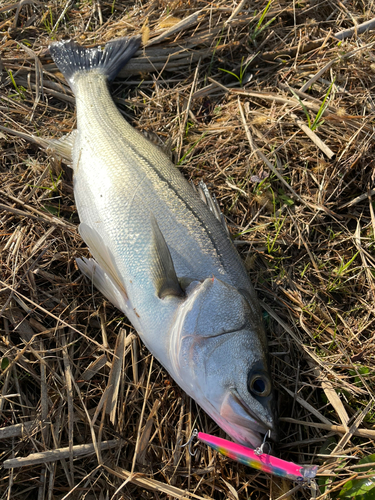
[
  {"left": 288, "top": 86, "right": 311, "bottom": 128},
  {"left": 311, "top": 78, "right": 336, "bottom": 131}
]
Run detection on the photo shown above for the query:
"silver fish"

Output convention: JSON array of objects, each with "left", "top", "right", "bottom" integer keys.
[{"left": 49, "top": 37, "right": 276, "bottom": 447}]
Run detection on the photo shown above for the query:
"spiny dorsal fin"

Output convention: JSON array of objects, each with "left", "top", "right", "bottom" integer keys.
[
  {"left": 195, "top": 180, "right": 230, "bottom": 236},
  {"left": 150, "top": 215, "right": 184, "bottom": 299}
]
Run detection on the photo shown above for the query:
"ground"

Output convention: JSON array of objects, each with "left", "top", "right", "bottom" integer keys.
[{"left": 0, "top": 0, "right": 375, "bottom": 499}]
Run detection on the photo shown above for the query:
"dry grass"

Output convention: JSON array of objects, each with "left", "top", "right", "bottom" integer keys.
[{"left": 1, "top": 0, "right": 375, "bottom": 498}]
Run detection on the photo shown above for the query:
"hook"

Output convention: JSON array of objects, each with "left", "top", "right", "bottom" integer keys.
[
  {"left": 180, "top": 428, "right": 198, "bottom": 456},
  {"left": 309, "top": 478, "right": 318, "bottom": 498},
  {"left": 254, "top": 430, "right": 271, "bottom": 456}
]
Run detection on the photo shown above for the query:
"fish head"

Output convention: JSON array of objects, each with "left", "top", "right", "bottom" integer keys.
[{"left": 170, "top": 276, "right": 276, "bottom": 448}]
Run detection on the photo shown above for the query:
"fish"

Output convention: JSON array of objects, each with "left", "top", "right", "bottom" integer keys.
[{"left": 48, "top": 36, "right": 277, "bottom": 448}]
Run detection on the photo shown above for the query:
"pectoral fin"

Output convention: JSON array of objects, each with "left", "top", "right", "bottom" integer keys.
[
  {"left": 79, "top": 223, "right": 127, "bottom": 298},
  {"left": 150, "top": 216, "right": 184, "bottom": 299}
]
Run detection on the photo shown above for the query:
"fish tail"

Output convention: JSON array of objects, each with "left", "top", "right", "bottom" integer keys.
[{"left": 49, "top": 36, "right": 141, "bottom": 89}]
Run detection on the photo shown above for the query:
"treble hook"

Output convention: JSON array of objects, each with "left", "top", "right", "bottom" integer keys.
[
  {"left": 180, "top": 428, "right": 198, "bottom": 456},
  {"left": 254, "top": 430, "right": 271, "bottom": 456}
]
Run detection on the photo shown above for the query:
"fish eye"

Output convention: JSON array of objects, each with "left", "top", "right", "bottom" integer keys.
[{"left": 248, "top": 372, "right": 271, "bottom": 397}]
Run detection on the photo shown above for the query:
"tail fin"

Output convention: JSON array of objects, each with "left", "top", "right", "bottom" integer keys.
[{"left": 49, "top": 37, "right": 141, "bottom": 89}]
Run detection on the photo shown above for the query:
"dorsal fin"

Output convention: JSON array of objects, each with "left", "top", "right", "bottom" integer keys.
[
  {"left": 140, "top": 129, "right": 173, "bottom": 160},
  {"left": 194, "top": 181, "right": 230, "bottom": 235}
]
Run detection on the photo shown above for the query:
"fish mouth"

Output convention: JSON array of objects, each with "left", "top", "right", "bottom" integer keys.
[
  {"left": 219, "top": 389, "right": 275, "bottom": 448},
  {"left": 233, "top": 388, "right": 274, "bottom": 431}
]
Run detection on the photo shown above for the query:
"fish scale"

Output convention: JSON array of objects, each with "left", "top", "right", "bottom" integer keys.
[
  {"left": 49, "top": 36, "right": 277, "bottom": 448},
  {"left": 74, "top": 73, "right": 249, "bottom": 289}
]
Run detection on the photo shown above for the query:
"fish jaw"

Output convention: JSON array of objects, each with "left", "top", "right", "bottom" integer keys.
[
  {"left": 218, "top": 390, "right": 273, "bottom": 447},
  {"left": 168, "top": 277, "right": 276, "bottom": 448}
]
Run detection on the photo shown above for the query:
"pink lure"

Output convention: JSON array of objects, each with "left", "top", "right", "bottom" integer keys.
[{"left": 198, "top": 432, "right": 317, "bottom": 481}]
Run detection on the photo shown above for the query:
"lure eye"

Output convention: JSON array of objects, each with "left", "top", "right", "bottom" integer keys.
[{"left": 248, "top": 372, "right": 271, "bottom": 397}]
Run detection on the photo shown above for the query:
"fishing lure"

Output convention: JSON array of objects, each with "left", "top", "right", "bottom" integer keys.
[{"left": 195, "top": 431, "right": 318, "bottom": 482}]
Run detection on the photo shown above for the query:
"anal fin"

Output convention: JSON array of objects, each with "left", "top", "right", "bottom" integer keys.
[
  {"left": 0, "top": 126, "right": 75, "bottom": 165},
  {"left": 46, "top": 130, "right": 76, "bottom": 164}
]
